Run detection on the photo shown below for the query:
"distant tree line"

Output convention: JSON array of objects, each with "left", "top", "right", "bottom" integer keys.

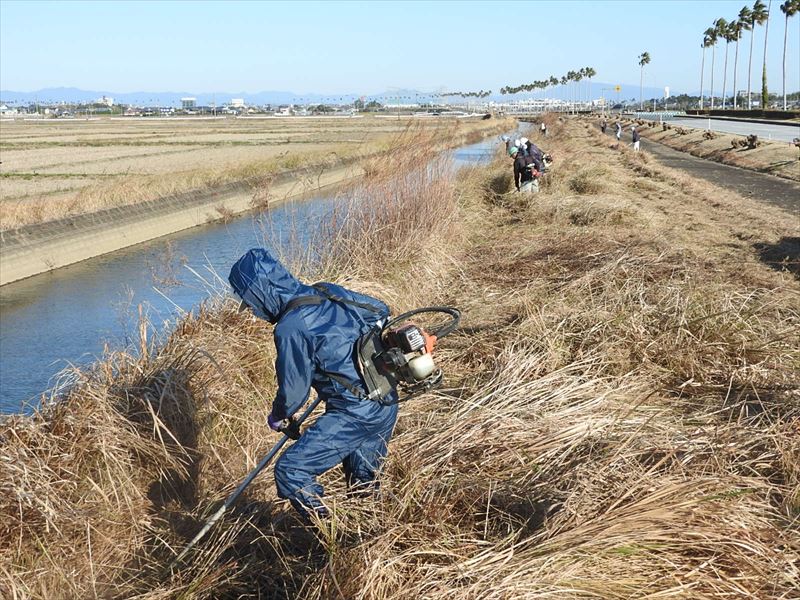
[
  {"left": 434, "top": 90, "right": 492, "bottom": 98},
  {"left": 500, "top": 67, "right": 597, "bottom": 105}
]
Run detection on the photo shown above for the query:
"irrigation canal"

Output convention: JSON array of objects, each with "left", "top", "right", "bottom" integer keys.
[{"left": 0, "top": 136, "right": 503, "bottom": 413}]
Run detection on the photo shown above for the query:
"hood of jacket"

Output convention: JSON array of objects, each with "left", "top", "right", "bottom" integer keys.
[{"left": 228, "top": 248, "right": 308, "bottom": 323}]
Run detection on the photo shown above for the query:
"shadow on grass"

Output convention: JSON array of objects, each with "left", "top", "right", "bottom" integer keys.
[
  {"left": 763, "top": 159, "right": 800, "bottom": 173},
  {"left": 754, "top": 237, "right": 800, "bottom": 279}
]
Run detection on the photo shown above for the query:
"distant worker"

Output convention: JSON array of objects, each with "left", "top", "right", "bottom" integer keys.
[
  {"left": 540, "top": 121, "right": 548, "bottom": 137},
  {"left": 500, "top": 135, "right": 513, "bottom": 153},
  {"left": 615, "top": 121, "right": 622, "bottom": 141},
  {"left": 510, "top": 146, "right": 541, "bottom": 194},
  {"left": 600, "top": 119, "right": 607, "bottom": 134},
  {"left": 632, "top": 126, "right": 641, "bottom": 152}
]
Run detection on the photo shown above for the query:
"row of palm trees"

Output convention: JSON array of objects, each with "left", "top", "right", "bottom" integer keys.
[
  {"left": 435, "top": 90, "right": 492, "bottom": 98},
  {"left": 700, "top": 0, "right": 799, "bottom": 111},
  {"left": 499, "top": 67, "right": 598, "bottom": 107}
]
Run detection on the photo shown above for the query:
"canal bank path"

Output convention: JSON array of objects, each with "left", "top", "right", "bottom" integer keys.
[
  {"left": 639, "top": 136, "right": 800, "bottom": 215},
  {"left": 602, "top": 128, "right": 800, "bottom": 215}
]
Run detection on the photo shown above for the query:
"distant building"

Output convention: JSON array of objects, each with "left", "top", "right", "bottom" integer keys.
[
  {"left": 96, "top": 95, "right": 114, "bottom": 107},
  {"left": 230, "top": 98, "right": 245, "bottom": 107},
  {"left": 181, "top": 97, "right": 197, "bottom": 109}
]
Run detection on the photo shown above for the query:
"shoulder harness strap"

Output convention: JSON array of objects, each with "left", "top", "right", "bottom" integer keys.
[
  {"left": 276, "top": 284, "right": 386, "bottom": 400},
  {"left": 279, "top": 295, "right": 324, "bottom": 320},
  {"left": 311, "top": 283, "right": 383, "bottom": 314},
  {"left": 279, "top": 283, "right": 384, "bottom": 322}
]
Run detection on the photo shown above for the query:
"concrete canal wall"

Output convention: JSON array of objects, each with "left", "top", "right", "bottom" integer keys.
[{"left": 0, "top": 161, "right": 363, "bottom": 286}]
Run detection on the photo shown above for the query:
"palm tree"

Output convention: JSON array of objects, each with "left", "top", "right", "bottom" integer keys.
[
  {"left": 638, "top": 51, "right": 651, "bottom": 109},
  {"left": 715, "top": 19, "right": 731, "bottom": 108},
  {"left": 733, "top": 8, "right": 751, "bottom": 108},
  {"left": 566, "top": 70, "right": 576, "bottom": 109},
  {"left": 748, "top": 0, "right": 769, "bottom": 108},
  {"left": 720, "top": 19, "right": 736, "bottom": 108},
  {"left": 705, "top": 26, "right": 719, "bottom": 109},
  {"left": 585, "top": 67, "right": 597, "bottom": 106},
  {"left": 700, "top": 36, "right": 710, "bottom": 109},
  {"left": 779, "top": 0, "right": 798, "bottom": 109},
  {"left": 761, "top": 0, "right": 774, "bottom": 108}
]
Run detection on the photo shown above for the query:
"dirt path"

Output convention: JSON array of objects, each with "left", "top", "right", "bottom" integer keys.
[{"left": 599, "top": 128, "right": 800, "bottom": 215}]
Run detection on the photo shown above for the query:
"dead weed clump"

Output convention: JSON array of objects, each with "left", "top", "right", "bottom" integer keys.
[
  {"left": 567, "top": 165, "right": 609, "bottom": 195},
  {"left": 303, "top": 147, "right": 461, "bottom": 299},
  {"left": 0, "top": 339, "right": 211, "bottom": 597}
]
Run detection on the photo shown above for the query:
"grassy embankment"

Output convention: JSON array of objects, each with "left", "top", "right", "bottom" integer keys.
[
  {"left": 0, "top": 115, "right": 511, "bottom": 230},
  {"left": 1, "top": 115, "right": 798, "bottom": 598},
  {"left": 594, "top": 115, "right": 800, "bottom": 182}
]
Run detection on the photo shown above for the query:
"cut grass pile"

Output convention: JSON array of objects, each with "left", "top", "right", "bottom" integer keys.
[{"left": 1, "top": 115, "right": 798, "bottom": 598}]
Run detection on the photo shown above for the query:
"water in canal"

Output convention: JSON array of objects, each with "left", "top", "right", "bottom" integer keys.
[{"left": 0, "top": 136, "right": 502, "bottom": 413}]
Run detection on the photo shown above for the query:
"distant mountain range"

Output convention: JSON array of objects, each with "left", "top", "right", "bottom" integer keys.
[{"left": 0, "top": 84, "right": 676, "bottom": 106}]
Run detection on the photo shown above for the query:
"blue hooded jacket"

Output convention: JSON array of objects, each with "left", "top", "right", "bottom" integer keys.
[{"left": 229, "top": 248, "right": 393, "bottom": 420}]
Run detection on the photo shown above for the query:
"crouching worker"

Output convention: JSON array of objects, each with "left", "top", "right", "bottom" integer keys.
[
  {"left": 229, "top": 248, "right": 399, "bottom": 521},
  {"left": 510, "top": 146, "right": 541, "bottom": 194}
]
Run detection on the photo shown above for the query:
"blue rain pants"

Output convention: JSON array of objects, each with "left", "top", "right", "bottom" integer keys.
[{"left": 274, "top": 402, "right": 398, "bottom": 518}]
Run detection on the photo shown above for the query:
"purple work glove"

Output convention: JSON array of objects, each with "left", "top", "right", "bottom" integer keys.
[
  {"left": 267, "top": 413, "right": 286, "bottom": 432},
  {"left": 268, "top": 414, "right": 301, "bottom": 440}
]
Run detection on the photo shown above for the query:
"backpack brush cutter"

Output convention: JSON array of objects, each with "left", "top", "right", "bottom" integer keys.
[
  {"left": 168, "top": 304, "right": 460, "bottom": 571},
  {"left": 360, "top": 306, "right": 461, "bottom": 404}
]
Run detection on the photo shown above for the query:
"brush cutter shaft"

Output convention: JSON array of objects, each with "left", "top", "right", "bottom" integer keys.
[{"left": 170, "top": 396, "right": 323, "bottom": 569}]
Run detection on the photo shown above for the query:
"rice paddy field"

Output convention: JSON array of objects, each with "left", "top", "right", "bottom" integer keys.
[{"left": 0, "top": 115, "right": 509, "bottom": 230}]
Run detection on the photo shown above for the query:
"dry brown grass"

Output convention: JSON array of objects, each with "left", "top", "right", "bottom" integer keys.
[
  {"left": 0, "top": 115, "right": 513, "bottom": 231},
  {"left": 1, "top": 117, "right": 799, "bottom": 599}
]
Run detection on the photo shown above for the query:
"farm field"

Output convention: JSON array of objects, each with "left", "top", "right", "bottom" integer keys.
[{"left": 0, "top": 115, "right": 509, "bottom": 230}]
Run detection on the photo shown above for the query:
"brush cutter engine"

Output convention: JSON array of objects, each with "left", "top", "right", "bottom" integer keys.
[
  {"left": 357, "top": 307, "right": 460, "bottom": 404},
  {"left": 380, "top": 323, "right": 441, "bottom": 392}
]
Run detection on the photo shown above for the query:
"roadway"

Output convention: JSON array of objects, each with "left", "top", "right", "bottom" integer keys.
[{"left": 657, "top": 116, "right": 799, "bottom": 143}]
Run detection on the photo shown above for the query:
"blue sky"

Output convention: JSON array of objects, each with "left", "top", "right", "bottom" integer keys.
[{"left": 1, "top": 0, "right": 798, "bottom": 95}]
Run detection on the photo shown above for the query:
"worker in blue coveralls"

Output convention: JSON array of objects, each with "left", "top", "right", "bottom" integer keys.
[{"left": 229, "top": 248, "right": 399, "bottom": 521}]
